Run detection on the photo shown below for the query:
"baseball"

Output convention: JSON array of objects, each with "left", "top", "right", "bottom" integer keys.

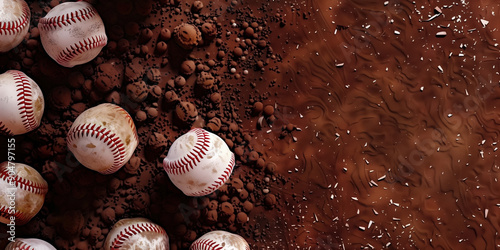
[
  {"left": 0, "top": 162, "right": 48, "bottom": 226},
  {"left": 190, "top": 230, "right": 250, "bottom": 250},
  {"left": 0, "top": 70, "right": 45, "bottom": 136},
  {"left": 5, "top": 238, "right": 56, "bottom": 250},
  {"left": 67, "top": 103, "right": 138, "bottom": 174},
  {"left": 163, "top": 128, "right": 235, "bottom": 197},
  {"left": 0, "top": 0, "right": 30, "bottom": 52},
  {"left": 104, "top": 218, "right": 170, "bottom": 250},
  {"left": 38, "top": 1, "right": 107, "bottom": 67}
]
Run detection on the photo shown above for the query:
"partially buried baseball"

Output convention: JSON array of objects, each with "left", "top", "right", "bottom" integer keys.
[
  {"left": 0, "top": 70, "right": 45, "bottom": 136},
  {"left": 0, "top": 0, "right": 30, "bottom": 52},
  {"left": 104, "top": 218, "right": 169, "bottom": 250},
  {"left": 38, "top": 1, "right": 107, "bottom": 67},
  {"left": 163, "top": 128, "right": 235, "bottom": 197},
  {"left": 5, "top": 238, "right": 56, "bottom": 250},
  {"left": 190, "top": 230, "right": 250, "bottom": 250},
  {"left": 0, "top": 162, "right": 48, "bottom": 226},
  {"left": 67, "top": 103, "right": 138, "bottom": 174}
]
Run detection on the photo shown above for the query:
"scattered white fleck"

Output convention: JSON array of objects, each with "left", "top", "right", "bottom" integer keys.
[
  {"left": 485, "top": 208, "right": 489, "bottom": 218},
  {"left": 394, "top": 30, "right": 401, "bottom": 35},
  {"left": 481, "top": 19, "right": 489, "bottom": 27},
  {"left": 438, "top": 65, "right": 444, "bottom": 73},
  {"left": 436, "top": 31, "right": 447, "bottom": 37}
]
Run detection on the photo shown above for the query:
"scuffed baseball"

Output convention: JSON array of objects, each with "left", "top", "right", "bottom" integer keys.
[
  {"left": 0, "top": 162, "right": 48, "bottom": 226},
  {"left": 0, "top": 70, "right": 45, "bottom": 136},
  {"left": 104, "top": 218, "right": 170, "bottom": 250},
  {"left": 163, "top": 128, "right": 235, "bottom": 197},
  {"left": 5, "top": 238, "right": 56, "bottom": 250},
  {"left": 38, "top": 1, "right": 107, "bottom": 67},
  {"left": 67, "top": 103, "right": 138, "bottom": 174},
  {"left": 0, "top": 0, "right": 30, "bottom": 52},
  {"left": 190, "top": 230, "right": 250, "bottom": 250}
]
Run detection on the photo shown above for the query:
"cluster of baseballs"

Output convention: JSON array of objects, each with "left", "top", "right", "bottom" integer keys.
[
  {"left": 103, "top": 217, "right": 249, "bottom": 250},
  {"left": 1, "top": 0, "right": 249, "bottom": 248},
  {"left": 1, "top": 0, "right": 107, "bottom": 67},
  {"left": 102, "top": 218, "right": 249, "bottom": 250}
]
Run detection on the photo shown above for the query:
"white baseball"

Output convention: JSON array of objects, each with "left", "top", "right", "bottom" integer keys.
[
  {"left": 163, "top": 128, "right": 235, "bottom": 197},
  {"left": 190, "top": 230, "right": 250, "bottom": 250},
  {"left": 0, "top": 162, "right": 48, "bottom": 226},
  {"left": 0, "top": 70, "right": 44, "bottom": 136},
  {"left": 5, "top": 238, "right": 56, "bottom": 250},
  {"left": 38, "top": 1, "right": 107, "bottom": 68},
  {"left": 0, "top": 0, "right": 30, "bottom": 52},
  {"left": 67, "top": 103, "right": 138, "bottom": 174},
  {"left": 104, "top": 218, "right": 170, "bottom": 250}
]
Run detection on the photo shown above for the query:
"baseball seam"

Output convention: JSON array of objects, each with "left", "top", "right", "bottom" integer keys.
[
  {"left": 38, "top": 5, "right": 97, "bottom": 30},
  {"left": 0, "top": 167, "right": 48, "bottom": 195},
  {"left": 188, "top": 153, "right": 235, "bottom": 197},
  {"left": 0, "top": 2, "right": 30, "bottom": 36},
  {"left": 113, "top": 105, "right": 138, "bottom": 143},
  {"left": 110, "top": 222, "right": 166, "bottom": 249},
  {"left": 6, "top": 241, "right": 34, "bottom": 250},
  {"left": 163, "top": 128, "right": 210, "bottom": 175},
  {"left": 0, "top": 121, "right": 13, "bottom": 136},
  {"left": 66, "top": 123, "right": 126, "bottom": 174},
  {"left": 190, "top": 238, "right": 223, "bottom": 250},
  {"left": 56, "top": 34, "right": 107, "bottom": 64},
  {"left": 0, "top": 205, "right": 30, "bottom": 225},
  {"left": 12, "top": 71, "right": 39, "bottom": 132}
]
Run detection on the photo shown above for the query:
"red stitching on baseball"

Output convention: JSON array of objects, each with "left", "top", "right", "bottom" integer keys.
[
  {"left": 11, "top": 71, "right": 39, "bottom": 132},
  {"left": 112, "top": 105, "right": 138, "bottom": 143},
  {"left": 6, "top": 241, "right": 35, "bottom": 250},
  {"left": 110, "top": 222, "right": 166, "bottom": 250},
  {"left": 38, "top": 5, "right": 97, "bottom": 30},
  {"left": 164, "top": 128, "right": 210, "bottom": 175},
  {"left": 0, "top": 2, "right": 30, "bottom": 36},
  {"left": 188, "top": 153, "right": 235, "bottom": 197},
  {"left": 190, "top": 238, "right": 223, "bottom": 250},
  {"left": 0, "top": 205, "right": 30, "bottom": 225},
  {"left": 66, "top": 123, "right": 126, "bottom": 174},
  {"left": 0, "top": 121, "right": 13, "bottom": 136},
  {"left": 56, "top": 34, "right": 107, "bottom": 64},
  {"left": 0, "top": 168, "right": 48, "bottom": 195}
]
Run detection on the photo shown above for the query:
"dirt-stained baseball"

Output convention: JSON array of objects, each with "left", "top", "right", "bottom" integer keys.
[
  {"left": 67, "top": 103, "right": 138, "bottom": 174},
  {"left": 5, "top": 238, "right": 56, "bottom": 250},
  {"left": 0, "top": 70, "right": 45, "bottom": 136},
  {"left": 163, "top": 128, "right": 235, "bottom": 197},
  {"left": 190, "top": 230, "right": 250, "bottom": 250},
  {"left": 38, "top": 1, "right": 107, "bottom": 67},
  {"left": 0, "top": 0, "right": 30, "bottom": 52},
  {"left": 0, "top": 162, "right": 48, "bottom": 226},
  {"left": 104, "top": 218, "right": 170, "bottom": 250}
]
